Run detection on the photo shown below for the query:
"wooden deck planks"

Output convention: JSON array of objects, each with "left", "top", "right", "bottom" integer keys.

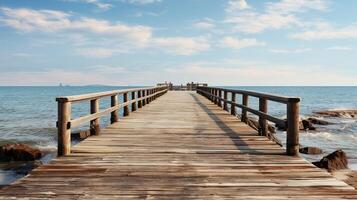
[{"left": 0, "top": 91, "right": 356, "bottom": 199}]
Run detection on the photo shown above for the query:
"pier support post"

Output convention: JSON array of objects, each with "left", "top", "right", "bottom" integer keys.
[
  {"left": 131, "top": 91, "right": 136, "bottom": 112},
  {"left": 57, "top": 101, "right": 71, "bottom": 156},
  {"left": 90, "top": 99, "right": 100, "bottom": 136},
  {"left": 110, "top": 95, "right": 119, "bottom": 124},
  {"left": 231, "top": 92, "right": 236, "bottom": 116},
  {"left": 241, "top": 94, "right": 248, "bottom": 123},
  {"left": 259, "top": 98, "right": 268, "bottom": 137},
  {"left": 287, "top": 101, "right": 300, "bottom": 156},
  {"left": 123, "top": 92, "right": 129, "bottom": 116}
]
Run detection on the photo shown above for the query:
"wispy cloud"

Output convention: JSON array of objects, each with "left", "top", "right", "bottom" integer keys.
[
  {"left": 12, "top": 52, "right": 32, "bottom": 57},
  {"left": 222, "top": 37, "right": 265, "bottom": 49},
  {"left": 225, "top": 0, "right": 250, "bottom": 13},
  {"left": 193, "top": 18, "right": 215, "bottom": 30},
  {"left": 152, "top": 36, "right": 210, "bottom": 55},
  {"left": 0, "top": 7, "right": 210, "bottom": 56},
  {"left": 76, "top": 48, "right": 119, "bottom": 58},
  {"left": 290, "top": 24, "right": 357, "bottom": 40},
  {"left": 62, "top": 0, "right": 113, "bottom": 10},
  {"left": 224, "top": 0, "right": 329, "bottom": 34},
  {"left": 327, "top": 46, "right": 352, "bottom": 51},
  {"left": 0, "top": 7, "right": 152, "bottom": 42},
  {"left": 269, "top": 48, "right": 312, "bottom": 54},
  {"left": 120, "top": 0, "right": 162, "bottom": 5}
]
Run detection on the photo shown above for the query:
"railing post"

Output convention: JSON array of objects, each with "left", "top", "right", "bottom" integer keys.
[
  {"left": 231, "top": 92, "right": 236, "bottom": 116},
  {"left": 142, "top": 90, "right": 146, "bottom": 106},
  {"left": 210, "top": 88, "right": 214, "bottom": 102},
  {"left": 90, "top": 99, "right": 100, "bottom": 136},
  {"left": 217, "top": 89, "right": 222, "bottom": 106},
  {"left": 259, "top": 98, "right": 268, "bottom": 137},
  {"left": 287, "top": 101, "right": 300, "bottom": 156},
  {"left": 241, "top": 94, "right": 248, "bottom": 123},
  {"left": 146, "top": 89, "right": 150, "bottom": 104},
  {"left": 123, "top": 92, "right": 129, "bottom": 116},
  {"left": 131, "top": 91, "right": 136, "bottom": 112},
  {"left": 110, "top": 95, "right": 119, "bottom": 124},
  {"left": 212, "top": 88, "right": 215, "bottom": 102},
  {"left": 138, "top": 90, "right": 142, "bottom": 108},
  {"left": 223, "top": 91, "right": 228, "bottom": 111},
  {"left": 57, "top": 101, "right": 71, "bottom": 156},
  {"left": 214, "top": 89, "right": 218, "bottom": 104}
]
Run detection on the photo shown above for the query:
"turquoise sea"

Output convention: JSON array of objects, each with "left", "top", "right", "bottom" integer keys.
[{"left": 0, "top": 86, "right": 356, "bottom": 184}]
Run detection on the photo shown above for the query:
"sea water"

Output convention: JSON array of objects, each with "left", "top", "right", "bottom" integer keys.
[{"left": 0, "top": 86, "right": 356, "bottom": 184}]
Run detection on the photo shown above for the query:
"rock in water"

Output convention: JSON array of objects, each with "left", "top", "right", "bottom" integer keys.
[
  {"left": 307, "top": 117, "right": 330, "bottom": 125},
  {"left": 246, "top": 117, "right": 276, "bottom": 133},
  {"left": 302, "top": 120, "right": 316, "bottom": 130},
  {"left": 299, "top": 147, "right": 323, "bottom": 154},
  {"left": 314, "top": 109, "right": 357, "bottom": 118},
  {"left": 277, "top": 120, "right": 315, "bottom": 131},
  {"left": 313, "top": 149, "right": 348, "bottom": 171},
  {"left": 72, "top": 130, "right": 91, "bottom": 140},
  {"left": 0, "top": 144, "right": 42, "bottom": 161}
]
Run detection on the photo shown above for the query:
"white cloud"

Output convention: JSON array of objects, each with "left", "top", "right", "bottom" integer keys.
[
  {"left": 194, "top": 19, "right": 215, "bottom": 29},
  {"left": 0, "top": 7, "right": 210, "bottom": 56},
  {"left": 12, "top": 53, "right": 32, "bottom": 57},
  {"left": 120, "top": 0, "right": 162, "bottom": 5},
  {"left": 225, "top": 12, "right": 300, "bottom": 33},
  {"left": 62, "top": 0, "right": 112, "bottom": 10},
  {"left": 225, "top": 0, "right": 250, "bottom": 13},
  {"left": 269, "top": 48, "right": 311, "bottom": 53},
  {"left": 222, "top": 37, "right": 265, "bottom": 49},
  {"left": 0, "top": 7, "right": 152, "bottom": 43},
  {"left": 266, "top": 0, "right": 329, "bottom": 14},
  {"left": 224, "top": 0, "right": 329, "bottom": 33},
  {"left": 87, "top": 65, "right": 127, "bottom": 73},
  {"left": 327, "top": 46, "right": 352, "bottom": 51},
  {"left": 290, "top": 25, "right": 357, "bottom": 40},
  {"left": 152, "top": 37, "right": 210, "bottom": 55},
  {"left": 76, "top": 48, "right": 116, "bottom": 58},
  {"left": 63, "top": 0, "right": 161, "bottom": 9}
]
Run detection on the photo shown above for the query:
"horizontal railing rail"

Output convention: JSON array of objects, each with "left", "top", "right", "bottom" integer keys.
[
  {"left": 197, "top": 86, "right": 300, "bottom": 156},
  {"left": 56, "top": 85, "right": 168, "bottom": 156}
]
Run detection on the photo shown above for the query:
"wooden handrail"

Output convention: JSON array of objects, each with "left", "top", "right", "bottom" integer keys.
[
  {"left": 56, "top": 85, "right": 168, "bottom": 156},
  {"left": 197, "top": 86, "right": 300, "bottom": 156},
  {"left": 56, "top": 86, "right": 167, "bottom": 102}
]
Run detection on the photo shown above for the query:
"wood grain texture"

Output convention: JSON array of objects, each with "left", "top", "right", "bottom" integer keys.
[{"left": 1, "top": 91, "right": 356, "bottom": 199}]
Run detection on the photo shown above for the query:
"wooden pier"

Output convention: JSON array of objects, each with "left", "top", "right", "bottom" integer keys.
[{"left": 0, "top": 86, "right": 356, "bottom": 199}]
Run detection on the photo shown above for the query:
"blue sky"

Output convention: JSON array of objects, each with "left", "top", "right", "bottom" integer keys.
[{"left": 0, "top": 0, "right": 356, "bottom": 86}]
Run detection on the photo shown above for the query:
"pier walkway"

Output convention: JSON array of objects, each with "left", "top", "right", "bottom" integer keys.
[{"left": 0, "top": 90, "right": 356, "bottom": 199}]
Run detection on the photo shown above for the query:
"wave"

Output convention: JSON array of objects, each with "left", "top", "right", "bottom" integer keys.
[{"left": 304, "top": 131, "right": 334, "bottom": 140}]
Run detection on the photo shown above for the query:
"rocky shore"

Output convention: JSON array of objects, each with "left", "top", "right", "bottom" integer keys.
[{"left": 314, "top": 109, "right": 357, "bottom": 118}]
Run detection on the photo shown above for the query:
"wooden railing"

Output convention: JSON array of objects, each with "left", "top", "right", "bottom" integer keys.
[
  {"left": 56, "top": 86, "right": 168, "bottom": 156},
  {"left": 196, "top": 86, "right": 300, "bottom": 156}
]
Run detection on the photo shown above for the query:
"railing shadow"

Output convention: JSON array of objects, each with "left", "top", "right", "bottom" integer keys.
[{"left": 189, "top": 93, "right": 283, "bottom": 155}]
